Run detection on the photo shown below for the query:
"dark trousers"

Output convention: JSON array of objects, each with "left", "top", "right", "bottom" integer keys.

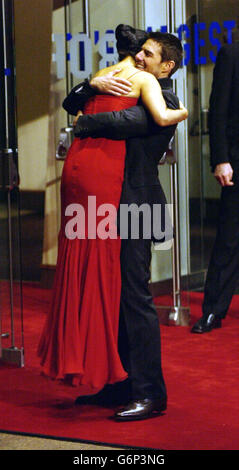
[
  {"left": 118, "top": 237, "right": 167, "bottom": 401},
  {"left": 203, "top": 184, "right": 239, "bottom": 318}
]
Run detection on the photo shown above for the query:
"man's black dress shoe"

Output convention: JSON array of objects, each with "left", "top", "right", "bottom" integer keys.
[
  {"left": 75, "top": 393, "right": 101, "bottom": 405},
  {"left": 75, "top": 382, "right": 130, "bottom": 407},
  {"left": 114, "top": 398, "right": 167, "bottom": 421},
  {"left": 191, "top": 313, "right": 222, "bottom": 334}
]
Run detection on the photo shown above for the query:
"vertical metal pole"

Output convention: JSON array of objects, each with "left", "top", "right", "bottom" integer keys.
[
  {"left": 167, "top": 156, "right": 190, "bottom": 326},
  {"left": 170, "top": 0, "right": 180, "bottom": 313},
  {"left": 0, "top": 0, "right": 24, "bottom": 365},
  {"left": 197, "top": 0, "right": 205, "bottom": 270},
  {"left": 166, "top": 0, "right": 171, "bottom": 31},
  {"left": 64, "top": 0, "right": 70, "bottom": 101},
  {"left": 2, "top": 0, "right": 9, "bottom": 147},
  {"left": 64, "top": 0, "right": 90, "bottom": 108},
  {"left": 83, "top": 0, "right": 90, "bottom": 37},
  {"left": 7, "top": 189, "right": 15, "bottom": 348},
  {"left": 168, "top": 0, "right": 190, "bottom": 325},
  {"left": 170, "top": 162, "right": 181, "bottom": 309},
  {"left": 133, "top": 0, "right": 139, "bottom": 28},
  {"left": 170, "top": 164, "right": 176, "bottom": 307},
  {"left": 2, "top": 0, "right": 15, "bottom": 348},
  {"left": 134, "top": 0, "right": 145, "bottom": 29}
]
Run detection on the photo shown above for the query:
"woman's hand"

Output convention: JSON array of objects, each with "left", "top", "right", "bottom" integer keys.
[
  {"left": 179, "top": 101, "right": 188, "bottom": 120},
  {"left": 73, "top": 110, "right": 83, "bottom": 126},
  {"left": 140, "top": 73, "right": 189, "bottom": 126},
  {"left": 90, "top": 70, "right": 132, "bottom": 96}
]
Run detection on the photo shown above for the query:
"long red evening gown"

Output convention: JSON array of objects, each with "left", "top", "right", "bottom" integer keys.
[{"left": 38, "top": 95, "right": 137, "bottom": 392}]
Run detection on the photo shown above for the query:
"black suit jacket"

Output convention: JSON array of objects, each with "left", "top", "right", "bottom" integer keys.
[
  {"left": 62, "top": 78, "right": 179, "bottom": 241},
  {"left": 208, "top": 42, "right": 239, "bottom": 173}
]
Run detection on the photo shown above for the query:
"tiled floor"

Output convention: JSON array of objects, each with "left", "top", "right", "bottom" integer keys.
[{"left": 0, "top": 432, "right": 124, "bottom": 450}]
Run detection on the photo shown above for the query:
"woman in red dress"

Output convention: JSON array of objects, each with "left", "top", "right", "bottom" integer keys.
[{"left": 38, "top": 25, "right": 187, "bottom": 392}]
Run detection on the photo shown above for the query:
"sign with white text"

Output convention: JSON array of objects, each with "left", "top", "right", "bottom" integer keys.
[{"left": 52, "top": 21, "right": 237, "bottom": 79}]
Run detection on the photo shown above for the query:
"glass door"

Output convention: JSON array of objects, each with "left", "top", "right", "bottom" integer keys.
[
  {"left": 186, "top": 0, "right": 239, "bottom": 280},
  {"left": 0, "top": 0, "right": 24, "bottom": 366},
  {"left": 56, "top": 0, "right": 191, "bottom": 325},
  {"left": 142, "top": 0, "right": 190, "bottom": 325},
  {"left": 42, "top": 0, "right": 144, "bottom": 280}
]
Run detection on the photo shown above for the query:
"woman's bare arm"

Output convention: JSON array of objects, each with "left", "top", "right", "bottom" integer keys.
[{"left": 139, "top": 72, "right": 188, "bottom": 126}]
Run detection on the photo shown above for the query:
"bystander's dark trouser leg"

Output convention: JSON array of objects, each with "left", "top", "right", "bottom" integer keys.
[{"left": 203, "top": 184, "right": 239, "bottom": 318}]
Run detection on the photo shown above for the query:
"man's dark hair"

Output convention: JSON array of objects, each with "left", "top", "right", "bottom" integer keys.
[
  {"left": 149, "top": 32, "right": 183, "bottom": 76},
  {"left": 115, "top": 24, "right": 148, "bottom": 60}
]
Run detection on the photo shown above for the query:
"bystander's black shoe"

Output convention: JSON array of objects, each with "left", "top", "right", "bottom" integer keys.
[
  {"left": 191, "top": 313, "right": 222, "bottom": 334},
  {"left": 114, "top": 398, "right": 167, "bottom": 421}
]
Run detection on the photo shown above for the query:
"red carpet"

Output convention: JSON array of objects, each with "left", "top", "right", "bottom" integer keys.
[{"left": 0, "top": 282, "right": 239, "bottom": 450}]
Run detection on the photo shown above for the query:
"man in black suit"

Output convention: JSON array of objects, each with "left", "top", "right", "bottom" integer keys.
[
  {"left": 63, "top": 31, "right": 186, "bottom": 420},
  {"left": 191, "top": 41, "right": 239, "bottom": 334}
]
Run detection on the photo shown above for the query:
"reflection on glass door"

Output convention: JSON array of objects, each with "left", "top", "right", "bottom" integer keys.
[
  {"left": 187, "top": 0, "right": 239, "bottom": 278},
  {"left": 0, "top": 0, "right": 24, "bottom": 366}
]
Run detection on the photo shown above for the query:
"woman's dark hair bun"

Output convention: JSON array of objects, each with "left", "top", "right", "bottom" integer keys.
[
  {"left": 115, "top": 24, "right": 135, "bottom": 40},
  {"left": 115, "top": 24, "right": 148, "bottom": 59}
]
